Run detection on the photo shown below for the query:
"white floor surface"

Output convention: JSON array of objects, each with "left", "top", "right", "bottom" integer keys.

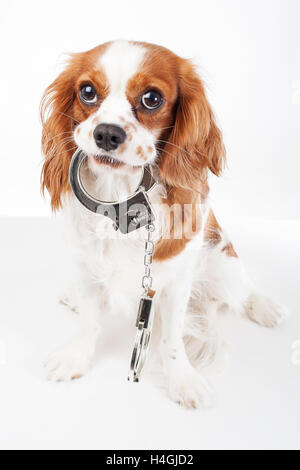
[{"left": 0, "top": 217, "right": 299, "bottom": 450}]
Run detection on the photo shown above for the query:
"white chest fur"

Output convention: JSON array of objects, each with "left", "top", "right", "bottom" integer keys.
[{"left": 62, "top": 187, "right": 204, "bottom": 322}]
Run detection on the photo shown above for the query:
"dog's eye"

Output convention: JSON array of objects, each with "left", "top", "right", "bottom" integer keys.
[
  {"left": 141, "top": 90, "right": 163, "bottom": 110},
  {"left": 79, "top": 84, "right": 98, "bottom": 105}
]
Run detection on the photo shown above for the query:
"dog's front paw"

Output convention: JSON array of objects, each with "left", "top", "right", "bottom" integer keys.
[
  {"left": 167, "top": 368, "right": 214, "bottom": 409},
  {"left": 245, "top": 293, "right": 288, "bottom": 328},
  {"left": 44, "top": 344, "right": 92, "bottom": 382}
]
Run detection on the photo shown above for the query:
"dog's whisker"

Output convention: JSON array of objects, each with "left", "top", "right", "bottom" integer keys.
[
  {"left": 156, "top": 139, "right": 193, "bottom": 158},
  {"left": 46, "top": 140, "right": 77, "bottom": 158},
  {"left": 49, "top": 136, "right": 75, "bottom": 148},
  {"left": 57, "top": 111, "right": 80, "bottom": 124},
  {"left": 154, "top": 125, "right": 175, "bottom": 132},
  {"left": 156, "top": 146, "right": 193, "bottom": 178},
  {"left": 43, "top": 131, "right": 74, "bottom": 146},
  {"left": 156, "top": 145, "right": 186, "bottom": 162}
]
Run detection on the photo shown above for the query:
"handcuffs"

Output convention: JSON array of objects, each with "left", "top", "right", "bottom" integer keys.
[
  {"left": 69, "top": 149, "right": 157, "bottom": 382},
  {"left": 69, "top": 149, "right": 156, "bottom": 234}
]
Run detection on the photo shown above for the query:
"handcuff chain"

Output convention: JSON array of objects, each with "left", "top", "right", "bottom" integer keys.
[
  {"left": 128, "top": 223, "right": 156, "bottom": 383},
  {"left": 142, "top": 223, "right": 155, "bottom": 294}
]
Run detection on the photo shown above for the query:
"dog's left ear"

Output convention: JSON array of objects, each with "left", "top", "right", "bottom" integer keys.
[{"left": 159, "top": 58, "right": 226, "bottom": 190}]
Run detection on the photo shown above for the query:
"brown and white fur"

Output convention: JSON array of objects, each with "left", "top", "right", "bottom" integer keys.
[{"left": 41, "top": 40, "right": 287, "bottom": 408}]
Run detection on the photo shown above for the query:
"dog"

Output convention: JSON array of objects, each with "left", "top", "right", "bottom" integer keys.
[{"left": 41, "top": 40, "right": 287, "bottom": 408}]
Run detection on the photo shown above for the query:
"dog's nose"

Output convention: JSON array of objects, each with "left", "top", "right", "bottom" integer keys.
[{"left": 93, "top": 123, "right": 126, "bottom": 151}]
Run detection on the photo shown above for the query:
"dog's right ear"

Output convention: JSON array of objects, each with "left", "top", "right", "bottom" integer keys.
[{"left": 40, "top": 60, "right": 77, "bottom": 210}]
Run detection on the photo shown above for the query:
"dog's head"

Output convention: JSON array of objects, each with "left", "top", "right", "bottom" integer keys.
[{"left": 41, "top": 40, "right": 225, "bottom": 209}]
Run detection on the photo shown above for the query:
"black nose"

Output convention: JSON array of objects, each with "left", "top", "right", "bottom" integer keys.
[{"left": 93, "top": 123, "right": 126, "bottom": 151}]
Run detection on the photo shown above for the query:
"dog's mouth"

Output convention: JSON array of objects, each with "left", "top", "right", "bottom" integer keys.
[
  {"left": 92, "top": 154, "right": 143, "bottom": 172},
  {"left": 93, "top": 154, "right": 125, "bottom": 168}
]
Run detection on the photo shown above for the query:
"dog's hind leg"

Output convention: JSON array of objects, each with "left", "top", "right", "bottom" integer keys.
[{"left": 203, "top": 210, "right": 288, "bottom": 327}]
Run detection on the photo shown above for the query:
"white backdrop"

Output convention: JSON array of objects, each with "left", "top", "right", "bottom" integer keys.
[
  {"left": 0, "top": 0, "right": 299, "bottom": 219},
  {"left": 1, "top": 0, "right": 300, "bottom": 450}
]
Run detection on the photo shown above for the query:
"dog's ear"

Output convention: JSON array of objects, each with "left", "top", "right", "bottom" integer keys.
[
  {"left": 159, "top": 58, "right": 226, "bottom": 190},
  {"left": 40, "top": 61, "right": 76, "bottom": 210}
]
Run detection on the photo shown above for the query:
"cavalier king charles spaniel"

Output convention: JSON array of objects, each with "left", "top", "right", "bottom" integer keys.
[{"left": 41, "top": 40, "right": 287, "bottom": 408}]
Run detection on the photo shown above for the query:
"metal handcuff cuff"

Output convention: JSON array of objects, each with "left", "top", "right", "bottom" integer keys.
[{"left": 69, "top": 149, "right": 157, "bottom": 382}]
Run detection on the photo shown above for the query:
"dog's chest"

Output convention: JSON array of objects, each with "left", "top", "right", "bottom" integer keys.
[
  {"left": 94, "top": 235, "right": 145, "bottom": 289},
  {"left": 66, "top": 195, "right": 202, "bottom": 316},
  {"left": 73, "top": 210, "right": 151, "bottom": 313}
]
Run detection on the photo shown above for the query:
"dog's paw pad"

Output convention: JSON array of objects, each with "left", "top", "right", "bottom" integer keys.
[
  {"left": 168, "top": 369, "right": 214, "bottom": 410},
  {"left": 246, "top": 293, "right": 288, "bottom": 327},
  {"left": 44, "top": 347, "right": 90, "bottom": 382}
]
